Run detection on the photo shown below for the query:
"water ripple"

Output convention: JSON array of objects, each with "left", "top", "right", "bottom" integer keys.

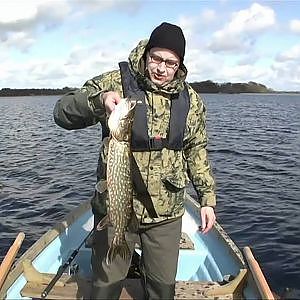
[{"left": 0, "top": 94, "right": 299, "bottom": 296}]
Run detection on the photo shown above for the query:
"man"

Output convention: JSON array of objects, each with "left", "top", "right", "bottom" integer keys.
[{"left": 54, "top": 22, "right": 216, "bottom": 299}]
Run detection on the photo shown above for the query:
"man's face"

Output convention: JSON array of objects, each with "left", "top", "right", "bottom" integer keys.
[{"left": 146, "top": 47, "right": 180, "bottom": 87}]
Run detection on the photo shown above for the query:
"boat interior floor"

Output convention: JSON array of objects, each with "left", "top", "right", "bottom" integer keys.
[
  {"left": 19, "top": 230, "right": 247, "bottom": 299},
  {"left": 20, "top": 257, "right": 246, "bottom": 300},
  {"left": 21, "top": 277, "right": 234, "bottom": 300}
]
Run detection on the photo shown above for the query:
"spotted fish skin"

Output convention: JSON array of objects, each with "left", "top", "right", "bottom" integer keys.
[{"left": 97, "top": 98, "right": 136, "bottom": 264}]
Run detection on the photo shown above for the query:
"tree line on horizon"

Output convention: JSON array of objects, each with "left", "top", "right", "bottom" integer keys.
[
  {"left": 0, "top": 87, "right": 73, "bottom": 97},
  {"left": 0, "top": 80, "right": 274, "bottom": 97},
  {"left": 190, "top": 80, "right": 273, "bottom": 93}
]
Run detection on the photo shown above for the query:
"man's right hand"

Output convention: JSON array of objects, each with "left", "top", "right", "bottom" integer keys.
[{"left": 102, "top": 91, "right": 121, "bottom": 114}]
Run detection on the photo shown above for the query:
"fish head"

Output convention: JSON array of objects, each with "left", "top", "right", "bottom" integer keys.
[{"left": 108, "top": 97, "right": 136, "bottom": 142}]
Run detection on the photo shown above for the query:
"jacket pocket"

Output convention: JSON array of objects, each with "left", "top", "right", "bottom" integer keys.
[{"left": 161, "top": 173, "right": 188, "bottom": 193}]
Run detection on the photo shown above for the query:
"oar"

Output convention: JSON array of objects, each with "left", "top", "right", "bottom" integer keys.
[
  {"left": 0, "top": 232, "right": 25, "bottom": 290},
  {"left": 243, "top": 246, "right": 275, "bottom": 300}
]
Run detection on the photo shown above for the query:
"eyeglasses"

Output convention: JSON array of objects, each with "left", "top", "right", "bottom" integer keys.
[{"left": 149, "top": 53, "right": 179, "bottom": 69}]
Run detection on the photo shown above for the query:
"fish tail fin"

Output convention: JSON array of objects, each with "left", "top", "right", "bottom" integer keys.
[
  {"left": 106, "top": 236, "right": 131, "bottom": 265},
  {"left": 96, "top": 215, "right": 110, "bottom": 231}
]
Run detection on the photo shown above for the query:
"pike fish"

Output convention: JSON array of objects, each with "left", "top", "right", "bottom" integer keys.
[{"left": 97, "top": 97, "right": 137, "bottom": 264}]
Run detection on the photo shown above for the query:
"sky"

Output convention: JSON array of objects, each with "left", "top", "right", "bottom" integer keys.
[{"left": 0, "top": 0, "right": 300, "bottom": 91}]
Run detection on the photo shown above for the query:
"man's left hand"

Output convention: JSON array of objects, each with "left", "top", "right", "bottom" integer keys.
[{"left": 200, "top": 206, "right": 216, "bottom": 234}]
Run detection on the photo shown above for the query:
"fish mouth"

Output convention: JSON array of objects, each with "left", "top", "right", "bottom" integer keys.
[
  {"left": 127, "top": 97, "right": 137, "bottom": 111},
  {"left": 108, "top": 97, "right": 137, "bottom": 136}
]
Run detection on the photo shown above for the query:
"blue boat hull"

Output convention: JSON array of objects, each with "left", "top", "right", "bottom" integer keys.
[{"left": 1, "top": 195, "right": 261, "bottom": 299}]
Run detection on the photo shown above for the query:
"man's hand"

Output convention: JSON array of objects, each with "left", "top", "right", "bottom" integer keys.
[
  {"left": 102, "top": 91, "right": 121, "bottom": 114},
  {"left": 200, "top": 206, "right": 216, "bottom": 234}
]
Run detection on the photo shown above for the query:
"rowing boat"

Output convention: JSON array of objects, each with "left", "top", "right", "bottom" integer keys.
[{"left": 0, "top": 194, "right": 273, "bottom": 299}]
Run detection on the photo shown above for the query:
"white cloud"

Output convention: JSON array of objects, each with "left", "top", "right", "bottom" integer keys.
[
  {"left": 178, "top": 8, "right": 217, "bottom": 36},
  {"left": 201, "top": 9, "right": 217, "bottom": 23},
  {"left": 0, "top": 1, "right": 38, "bottom": 24},
  {"left": 64, "top": 41, "right": 129, "bottom": 85},
  {"left": 208, "top": 3, "right": 275, "bottom": 52},
  {"left": 290, "top": 19, "right": 300, "bottom": 34},
  {"left": 0, "top": 2, "right": 298, "bottom": 91},
  {"left": 0, "top": 57, "right": 66, "bottom": 88},
  {"left": 0, "top": 62, "right": 11, "bottom": 82},
  {"left": 227, "top": 3, "right": 275, "bottom": 33},
  {"left": 0, "top": 0, "right": 71, "bottom": 51},
  {"left": 210, "top": 33, "right": 252, "bottom": 52},
  {"left": 71, "top": 0, "right": 141, "bottom": 17},
  {"left": 276, "top": 44, "right": 300, "bottom": 62},
  {"left": 271, "top": 61, "right": 300, "bottom": 91},
  {"left": 178, "top": 9, "right": 218, "bottom": 51},
  {"left": 237, "top": 53, "right": 261, "bottom": 66},
  {"left": 1, "top": 32, "right": 35, "bottom": 51},
  {"left": 0, "top": 0, "right": 70, "bottom": 30},
  {"left": 221, "top": 64, "right": 268, "bottom": 83},
  {"left": 185, "top": 47, "right": 273, "bottom": 89},
  {"left": 185, "top": 48, "right": 223, "bottom": 82},
  {"left": 28, "top": 59, "right": 66, "bottom": 79},
  {"left": 178, "top": 15, "right": 199, "bottom": 40},
  {"left": 0, "top": 0, "right": 140, "bottom": 54},
  {"left": 0, "top": 39, "right": 130, "bottom": 88}
]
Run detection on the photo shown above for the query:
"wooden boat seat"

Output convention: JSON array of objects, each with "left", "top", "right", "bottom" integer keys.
[
  {"left": 21, "top": 278, "right": 237, "bottom": 299},
  {"left": 20, "top": 260, "right": 247, "bottom": 299}
]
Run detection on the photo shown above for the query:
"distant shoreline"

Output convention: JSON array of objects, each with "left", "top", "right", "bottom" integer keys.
[
  {"left": 1, "top": 92, "right": 299, "bottom": 97},
  {"left": 0, "top": 87, "right": 73, "bottom": 97},
  {"left": 0, "top": 81, "right": 299, "bottom": 97}
]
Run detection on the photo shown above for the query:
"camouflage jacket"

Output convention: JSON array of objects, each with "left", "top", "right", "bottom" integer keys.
[{"left": 54, "top": 40, "right": 216, "bottom": 223}]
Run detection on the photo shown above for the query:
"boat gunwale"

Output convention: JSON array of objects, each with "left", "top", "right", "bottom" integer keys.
[
  {"left": 185, "top": 194, "right": 265, "bottom": 299},
  {"left": 0, "top": 200, "right": 91, "bottom": 299},
  {"left": 184, "top": 194, "right": 246, "bottom": 268}
]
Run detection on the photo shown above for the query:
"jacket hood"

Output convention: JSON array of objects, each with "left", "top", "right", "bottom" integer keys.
[{"left": 128, "top": 39, "right": 187, "bottom": 94}]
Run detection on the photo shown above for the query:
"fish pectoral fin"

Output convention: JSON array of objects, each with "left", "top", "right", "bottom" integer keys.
[
  {"left": 106, "top": 237, "right": 131, "bottom": 265},
  {"left": 96, "top": 215, "right": 110, "bottom": 231},
  {"left": 95, "top": 180, "right": 107, "bottom": 194}
]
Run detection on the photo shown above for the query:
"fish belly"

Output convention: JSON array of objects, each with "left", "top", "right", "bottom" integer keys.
[{"left": 107, "top": 139, "right": 133, "bottom": 237}]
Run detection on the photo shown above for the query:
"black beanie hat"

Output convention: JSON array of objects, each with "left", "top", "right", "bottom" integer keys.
[{"left": 146, "top": 22, "right": 186, "bottom": 63}]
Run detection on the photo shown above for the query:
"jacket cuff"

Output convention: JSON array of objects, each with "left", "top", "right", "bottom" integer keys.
[
  {"left": 87, "top": 91, "right": 105, "bottom": 116},
  {"left": 200, "top": 192, "right": 216, "bottom": 207}
]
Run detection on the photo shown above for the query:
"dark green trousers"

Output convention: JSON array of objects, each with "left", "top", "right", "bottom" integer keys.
[{"left": 90, "top": 214, "right": 182, "bottom": 300}]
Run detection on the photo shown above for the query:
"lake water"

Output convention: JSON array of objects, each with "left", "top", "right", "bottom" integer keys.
[{"left": 0, "top": 94, "right": 299, "bottom": 297}]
